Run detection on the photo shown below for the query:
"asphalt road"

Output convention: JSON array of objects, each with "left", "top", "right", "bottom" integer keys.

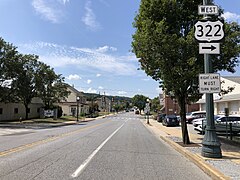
[{"left": 0, "top": 113, "right": 211, "bottom": 180}]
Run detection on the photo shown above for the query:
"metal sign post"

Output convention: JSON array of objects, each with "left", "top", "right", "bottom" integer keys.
[{"left": 195, "top": 0, "right": 223, "bottom": 158}]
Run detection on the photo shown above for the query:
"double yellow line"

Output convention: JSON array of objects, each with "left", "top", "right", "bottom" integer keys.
[{"left": 0, "top": 121, "right": 110, "bottom": 157}]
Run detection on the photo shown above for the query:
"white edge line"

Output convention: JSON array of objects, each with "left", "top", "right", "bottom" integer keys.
[{"left": 71, "top": 121, "right": 127, "bottom": 178}]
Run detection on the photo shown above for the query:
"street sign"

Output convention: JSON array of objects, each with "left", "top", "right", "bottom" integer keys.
[
  {"left": 194, "top": 20, "right": 224, "bottom": 42},
  {"left": 199, "top": 73, "right": 221, "bottom": 93},
  {"left": 198, "top": 5, "right": 219, "bottom": 15},
  {"left": 199, "top": 43, "right": 220, "bottom": 54}
]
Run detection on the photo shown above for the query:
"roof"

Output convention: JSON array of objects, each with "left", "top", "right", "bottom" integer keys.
[
  {"left": 197, "top": 93, "right": 240, "bottom": 104},
  {"left": 216, "top": 93, "right": 240, "bottom": 102},
  {"left": 66, "top": 84, "right": 83, "bottom": 96},
  {"left": 222, "top": 76, "right": 240, "bottom": 84}
]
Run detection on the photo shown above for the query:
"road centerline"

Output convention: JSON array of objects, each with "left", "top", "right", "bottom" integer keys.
[{"left": 0, "top": 120, "right": 111, "bottom": 157}]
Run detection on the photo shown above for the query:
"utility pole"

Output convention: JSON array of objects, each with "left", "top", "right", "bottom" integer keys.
[{"left": 76, "top": 96, "right": 80, "bottom": 122}]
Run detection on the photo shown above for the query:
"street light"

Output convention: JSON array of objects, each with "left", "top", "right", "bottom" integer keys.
[
  {"left": 146, "top": 99, "right": 150, "bottom": 124},
  {"left": 76, "top": 96, "right": 80, "bottom": 122}
]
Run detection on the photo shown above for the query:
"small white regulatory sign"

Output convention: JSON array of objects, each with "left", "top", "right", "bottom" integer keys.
[
  {"left": 199, "top": 43, "right": 220, "bottom": 54},
  {"left": 198, "top": 5, "right": 219, "bottom": 15},
  {"left": 199, "top": 73, "right": 221, "bottom": 93}
]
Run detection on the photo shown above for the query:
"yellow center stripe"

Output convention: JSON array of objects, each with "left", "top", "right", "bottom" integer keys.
[{"left": 0, "top": 121, "right": 110, "bottom": 157}]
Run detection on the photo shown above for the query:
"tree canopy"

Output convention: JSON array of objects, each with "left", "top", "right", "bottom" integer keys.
[
  {"left": 0, "top": 37, "right": 70, "bottom": 119},
  {"left": 132, "top": 0, "right": 240, "bottom": 144},
  {"left": 132, "top": 94, "right": 148, "bottom": 113}
]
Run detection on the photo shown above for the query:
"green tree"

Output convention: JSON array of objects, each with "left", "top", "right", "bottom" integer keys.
[
  {"left": 113, "top": 104, "right": 121, "bottom": 113},
  {"left": 11, "top": 54, "right": 39, "bottom": 120},
  {"left": 0, "top": 37, "right": 19, "bottom": 102},
  {"left": 132, "top": 0, "right": 240, "bottom": 144},
  {"left": 132, "top": 94, "right": 148, "bottom": 113},
  {"left": 151, "top": 97, "right": 162, "bottom": 113},
  {"left": 35, "top": 62, "right": 70, "bottom": 108}
]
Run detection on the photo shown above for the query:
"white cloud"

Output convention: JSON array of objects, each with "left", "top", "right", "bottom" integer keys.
[
  {"left": 98, "top": 86, "right": 104, "bottom": 89},
  {"left": 222, "top": 12, "right": 240, "bottom": 22},
  {"left": 32, "top": 0, "right": 68, "bottom": 23},
  {"left": 118, "top": 91, "right": 127, "bottom": 95},
  {"left": 86, "top": 87, "right": 97, "bottom": 93},
  {"left": 156, "top": 87, "right": 162, "bottom": 94},
  {"left": 18, "top": 42, "right": 138, "bottom": 76},
  {"left": 142, "top": 78, "right": 150, "bottom": 81},
  {"left": 61, "top": 0, "right": 70, "bottom": 5},
  {"left": 96, "top": 74, "right": 101, "bottom": 77},
  {"left": 82, "top": 0, "right": 101, "bottom": 30},
  {"left": 96, "top": 46, "right": 117, "bottom": 53},
  {"left": 67, "top": 74, "right": 81, "bottom": 80},
  {"left": 87, "top": 79, "right": 92, "bottom": 84}
]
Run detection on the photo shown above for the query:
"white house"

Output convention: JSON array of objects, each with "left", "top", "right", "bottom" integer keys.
[
  {"left": 0, "top": 97, "right": 43, "bottom": 121},
  {"left": 58, "top": 85, "right": 89, "bottom": 116},
  {"left": 198, "top": 76, "right": 240, "bottom": 115},
  {"left": 0, "top": 84, "right": 90, "bottom": 121}
]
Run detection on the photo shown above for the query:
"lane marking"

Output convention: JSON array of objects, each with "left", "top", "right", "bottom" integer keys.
[
  {"left": 71, "top": 121, "right": 126, "bottom": 178},
  {"left": 0, "top": 121, "right": 111, "bottom": 157}
]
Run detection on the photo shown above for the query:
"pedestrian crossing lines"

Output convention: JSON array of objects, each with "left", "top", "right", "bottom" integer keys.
[{"left": 0, "top": 128, "right": 31, "bottom": 136}]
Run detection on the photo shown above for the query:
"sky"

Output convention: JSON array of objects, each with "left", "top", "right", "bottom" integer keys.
[{"left": 0, "top": 0, "right": 240, "bottom": 99}]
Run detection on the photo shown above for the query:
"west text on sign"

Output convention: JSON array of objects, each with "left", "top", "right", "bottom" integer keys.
[{"left": 198, "top": 5, "right": 219, "bottom": 15}]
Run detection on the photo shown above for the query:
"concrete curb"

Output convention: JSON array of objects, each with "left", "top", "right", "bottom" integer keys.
[
  {"left": 160, "top": 136, "right": 230, "bottom": 180},
  {"left": 142, "top": 121, "right": 231, "bottom": 180}
]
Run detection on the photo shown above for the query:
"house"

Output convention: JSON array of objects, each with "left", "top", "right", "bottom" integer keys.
[
  {"left": 0, "top": 84, "right": 91, "bottom": 121},
  {"left": 58, "top": 85, "right": 89, "bottom": 116},
  {"left": 0, "top": 97, "right": 43, "bottom": 121},
  {"left": 197, "top": 76, "right": 240, "bottom": 115},
  {"left": 97, "top": 96, "right": 114, "bottom": 112}
]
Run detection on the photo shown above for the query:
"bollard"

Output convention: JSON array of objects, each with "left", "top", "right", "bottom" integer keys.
[{"left": 229, "top": 123, "right": 233, "bottom": 140}]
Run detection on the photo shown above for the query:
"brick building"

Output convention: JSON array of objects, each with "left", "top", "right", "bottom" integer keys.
[{"left": 162, "top": 94, "right": 199, "bottom": 115}]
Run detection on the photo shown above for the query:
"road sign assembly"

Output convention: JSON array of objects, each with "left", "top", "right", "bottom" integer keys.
[
  {"left": 199, "top": 73, "right": 221, "bottom": 93},
  {"left": 197, "top": 2, "right": 223, "bottom": 159}
]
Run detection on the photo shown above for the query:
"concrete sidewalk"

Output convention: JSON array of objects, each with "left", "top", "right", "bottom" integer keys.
[
  {"left": 0, "top": 115, "right": 108, "bottom": 129},
  {"left": 143, "top": 118, "right": 240, "bottom": 180}
]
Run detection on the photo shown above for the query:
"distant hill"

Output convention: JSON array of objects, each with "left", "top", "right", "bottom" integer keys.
[{"left": 83, "top": 92, "right": 132, "bottom": 102}]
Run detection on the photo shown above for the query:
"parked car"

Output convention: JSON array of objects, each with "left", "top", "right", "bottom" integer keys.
[
  {"left": 162, "top": 115, "right": 179, "bottom": 126},
  {"left": 157, "top": 114, "right": 166, "bottom": 122},
  {"left": 135, "top": 110, "right": 140, "bottom": 114},
  {"left": 194, "top": 115, "right": 240, "bottom": 134},
  {"left": 216, "top": 115, "right": 240, "bottom": 124},
  {"left": 186, "top": 111, "right": 206, "bottom": 123},
  {"left": 193, "top": 115, "right": 221, "bottom": 133},
  {"left": 192, "top": 115, "right": 221, "bottom": 127},
  {"left": 192, "top": 118, "right": 206, "bottom": 128}
]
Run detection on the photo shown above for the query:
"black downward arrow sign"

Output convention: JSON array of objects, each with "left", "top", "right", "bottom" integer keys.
[{"left": 202, "top": 45, "right": 216, "bottom": 51}]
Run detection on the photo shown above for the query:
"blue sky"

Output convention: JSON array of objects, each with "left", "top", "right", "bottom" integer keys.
[{"left": 0, "top": 0, "right": 240, "bottom": 99}]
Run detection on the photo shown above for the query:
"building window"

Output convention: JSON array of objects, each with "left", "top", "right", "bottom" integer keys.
[
  {"left": 14, "top": 108, "right": 18, "bottom": 114},
  {"left": 37, "top": 108, "right": 40, "bottom": 113},
  {"left": 0, "top": 108, "right": 3, "bottom": 114},
  {"left": 27, "top": 108, "right": 30, "bottom": 113}
]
